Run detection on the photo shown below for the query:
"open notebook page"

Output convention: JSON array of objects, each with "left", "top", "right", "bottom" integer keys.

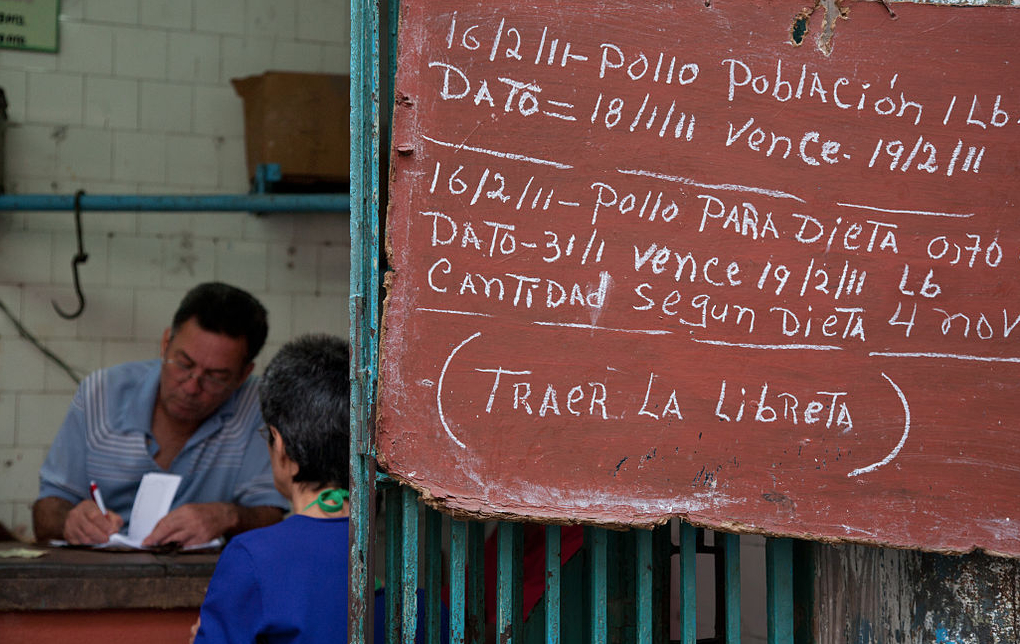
[
  {"left": 51, "top": 471, "right": 223, "bottom": 550},
  {"left": 105, "top": 471, "right": 182, "bottom": 548}
]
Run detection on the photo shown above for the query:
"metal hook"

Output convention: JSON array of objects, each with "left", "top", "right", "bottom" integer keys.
[{"left": 52, "top": 190, "right": 89, "bottom": 320}]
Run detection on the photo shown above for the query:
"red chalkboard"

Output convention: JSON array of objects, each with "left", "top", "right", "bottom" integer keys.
[{"left": 378, "top": 0, "right": 1020, "bottom": 557}]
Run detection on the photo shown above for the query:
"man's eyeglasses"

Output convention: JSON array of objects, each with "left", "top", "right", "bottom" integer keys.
[
  {"left": 162, "top": 357, "right": 233, "bottom": 394},
  {"left": 257, "top": 424, "right": 274, "bottom": 444}
]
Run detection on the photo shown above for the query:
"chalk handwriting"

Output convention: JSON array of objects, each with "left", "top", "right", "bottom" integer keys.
[
  {"left": 429, "top": 62, "right": 579, "bottom": 121},
  {"left": 724, "top": 117, "right": 849, "bottom": 167},
  {"left": 722, "top": 59, "right": 923, "bottom": 126},
  {"left": 942, "top": 93, "right": 1020, "bottom": 130},
  {"left": 590, "top": 92, "right": 697, "bottom": 140},
  {"left": 401, "top": 7, "right": 1018, "bottom": 476},
  {"left": 422, "top": 212, "right": 603, "bottom": 265},
  {"left": 697, "top": 195, "right": 781, "bottom": 240},
  {"left": 847, "top": 373, "right": 910, "bottom": 477},
  {"left": 637, "top": 372, "right": 685, "bottom": 421},
  {"left": 426, "top": 11, "right": 1014, "bottom": 175},
  {"left": 715, "top": 380, "right": 853, "bottom": 431},
  {"left": 868, "top": 136, "right": 985, "bottom": 176},
  {"left": 477, "top": 365, "right": 610, "bottom": 419},
  {"left": 427, "top": 257, "right": 611, "bottom": 311}
]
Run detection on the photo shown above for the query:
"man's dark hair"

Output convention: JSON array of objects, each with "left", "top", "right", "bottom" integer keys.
[
  {"left": 172, "top": 282, "right": 268, "bottom": 363},
  {"left": 258, "top": 334, "right": 350, "bottom": 487}
]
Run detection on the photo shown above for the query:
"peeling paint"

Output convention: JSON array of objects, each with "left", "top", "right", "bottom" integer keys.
[
  {"left": 791, "top": 0, "right": 850, "bottom": 56},
  {"left": 813, "top": 544, "right": 1020, "bottom": 643}
]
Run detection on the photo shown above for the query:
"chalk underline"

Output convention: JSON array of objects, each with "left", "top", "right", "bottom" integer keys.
[
  {"left": 870, "top": 351, "right": 1020, "bottom": 363},
  {"left": 421, "top": 135, "right": 573, "bottom": 169},
  {"left": 616, "top": 168, "right": 805, "bottom": 203},
  {"left": 415, "top": 312, "right": 1020, "bottom": 362},
  {"left": 417, "top": 308, "right": 494, "bottom": 318},
  {"left": 416, "top": 308, "right": 671, "bottom": 334},
  {"left": 837, "top": 202, "right": 974, "bottom": 218},
  {"left": 533, "top": 321, "right": 671, "bottom": 335},
  {"left": 417, "top": 309, "right": 827, "bottom": 345},
  {"left": 693, "top": 339, "right": 842, "bottom": 351}
]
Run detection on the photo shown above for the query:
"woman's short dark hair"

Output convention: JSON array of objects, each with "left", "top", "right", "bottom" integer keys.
[
  {"left": 172, "top": 282, "right": 268, "bottom": 363},
  {"left": 258, "top": 334, "right": 350, "bottom": 487}
]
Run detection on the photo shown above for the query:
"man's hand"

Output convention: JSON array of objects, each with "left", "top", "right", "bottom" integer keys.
[
  {"left": 143, "top": 502, "right": 236, "bottom": 547},
  {"left": 34, "top": 496, "right": 123, "bottom": 544},
  {"left": 63, "top": 500, "right": 124, "bottom": 545},
  {"left": 143, "top": 502, "right": 285, "bottom": 547}
]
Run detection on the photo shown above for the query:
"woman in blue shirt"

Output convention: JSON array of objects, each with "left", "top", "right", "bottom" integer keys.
[{"left": 193, "top": 334, "right": 356, "bottom": 644}]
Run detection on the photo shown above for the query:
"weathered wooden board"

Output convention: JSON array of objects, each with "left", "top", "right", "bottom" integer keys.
[
  {"left": 811, "top": 543, "right": 1020, "bottom": 643},
  {"left": 377, "top": 0, "right": 1020, "bottom": 556}
]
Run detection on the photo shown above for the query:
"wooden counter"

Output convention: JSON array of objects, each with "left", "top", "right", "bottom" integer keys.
[{"left": 0, "top": 542, "right": 219, "bottom": 644}]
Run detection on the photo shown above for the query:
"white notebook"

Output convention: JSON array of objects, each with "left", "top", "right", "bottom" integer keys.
[
  {"left": 105, "top": 471, "right": 183, "bottom": 548},
  {"left": 52, "top": 472, "right": 223, "bottom": 551}
]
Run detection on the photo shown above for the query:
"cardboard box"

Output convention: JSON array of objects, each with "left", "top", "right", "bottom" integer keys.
[{"left": 232, "top": 71, "right": 350, "bottom": 185}]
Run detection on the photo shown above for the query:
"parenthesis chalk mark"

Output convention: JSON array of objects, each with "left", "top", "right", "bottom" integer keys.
[
  {"left": 847, "top": 372, "right": 910, "bottom": 477},
  {"left": 437, "top": 332, "right": 481, "bottom": 449}
]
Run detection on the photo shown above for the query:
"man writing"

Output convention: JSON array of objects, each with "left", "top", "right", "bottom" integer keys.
[{"left": 33, "top": 282, "right": 288, "bottom": 546}]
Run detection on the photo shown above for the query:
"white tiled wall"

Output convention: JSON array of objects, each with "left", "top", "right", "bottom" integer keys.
[{"left": 0, "top": 0, "right": 352, "bottom": 539}]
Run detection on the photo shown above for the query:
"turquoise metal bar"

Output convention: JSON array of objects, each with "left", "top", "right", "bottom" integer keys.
[
  {"left": 425, "top": 509, "right": 443, "bottom": 644},
  {"left": 513, "top": 524, "right": 524, "bottom": 639},
  {"left": 766, "top": 538, "right": 794, "bottom": 644},
  {"left": 450, "top": 520, "right": 468, "bottom": 644},
  {"left": 388, "top": 0, "right": 399, "bottom": 117},
  {"left": 402, "top": 488, "right": 420, "bottom": 644},
  {"left": 678, "top": 522, "right": 697, "bottom": 644},
  {"left": 722, "top": 533, "right": 741, "bottom": 644},
  {"left": 349, "top": 0, "right": 381, "bottom": 640},
  {"left": 497, "top": 522, "right": 516, "bottom": 644},
  {"left": 545, "top": 526, "right": 561, "bottom": 644},
  {"left": 0, "top": 193, "right": 349, "bottom": 212},
  {"left": 467, "top": 522, "right": 486, "bottom": 644},
  {"left": 636, "top": 530, "right": 653, "bottom": 644},
  {"left": 385, "top": 488, "right": 403, "bottom": 644},
  {"left": 589, "top": 528, "right": 607, "bottom": 644}
]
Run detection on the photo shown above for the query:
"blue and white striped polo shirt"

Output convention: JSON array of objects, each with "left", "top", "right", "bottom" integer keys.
[{"left": 39, "top": 360, "right": 288, "bottom": 528}]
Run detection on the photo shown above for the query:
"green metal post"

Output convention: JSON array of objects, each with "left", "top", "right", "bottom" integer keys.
[
  {"left": 349, "top": 0, "right": 381, "bottom": 642},
  {"left": 722, "top": 533, "right": 741, "bottom": 644},
  {"left": 498, "top": 522, "right": 522, "bottom": 644},
  {"left": 388, "top": 0, "right": 399, "bottom": 109},
  {"left": 636, "top": 530, "right": 653, "bottom": 644},
  {"left": 402, "top": 488, "right": 419, "bottom": 644},
  {"left": 546, "top": 525, "right": 561, "bottom": 644},
  {"left": 678, "top": 522, "right": 696, "bottom": 644},
  {"left": 450, "top": 520, "right": 468, "bottom": 644},
  {"left": 589, "top": 528, "right": 607, "bottom": 644},
  {"left": 767, "top": 538, "right": 794, "bottom": 644}
]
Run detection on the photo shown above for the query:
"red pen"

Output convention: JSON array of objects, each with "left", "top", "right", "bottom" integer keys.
[{"left": 89, "top": 480, "right": 108, "bottom": 515}]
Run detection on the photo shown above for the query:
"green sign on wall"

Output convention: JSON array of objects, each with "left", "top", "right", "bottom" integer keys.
[{"left": 0, "top": 0, "right": 59, "bottom": 53}]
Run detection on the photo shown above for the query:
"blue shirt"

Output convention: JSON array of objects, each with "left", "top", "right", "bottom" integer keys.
[
  {"left": 195, "top": 515, "right": 352, "bottom": 644},
  {"left": 195, "top": 515, "right": 444, "bottom": 644},
  {"left": 38, "top": 359, "right": 288, "bottom": 528}
]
